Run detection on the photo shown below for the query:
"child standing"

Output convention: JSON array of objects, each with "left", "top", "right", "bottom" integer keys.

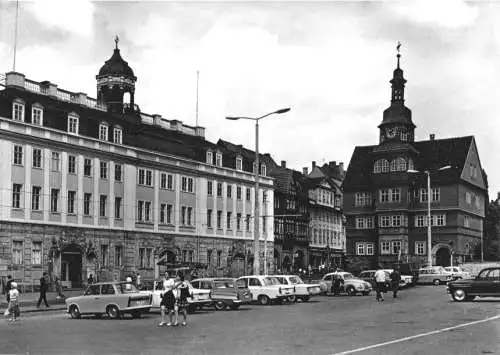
[{"left": 8, "top": 282, "right": 20, "bottom": 322}]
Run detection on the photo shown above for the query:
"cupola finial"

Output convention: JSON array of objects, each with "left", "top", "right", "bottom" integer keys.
[
  {"left": 114, "top": 35, "right": 119, "bottom": 50},
  {"left": 396, "top": 41, "right": 402, "bottom": 69}
]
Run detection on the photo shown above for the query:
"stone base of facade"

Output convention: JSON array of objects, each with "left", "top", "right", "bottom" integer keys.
[{"left": 0, "top": 221, "right": 274, "bottom": 289}]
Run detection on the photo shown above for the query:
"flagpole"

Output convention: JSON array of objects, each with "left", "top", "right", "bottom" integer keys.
[
  {"left": 12, "top": 0, "right": 20, "bottom": 72},
  {"left": 195, "top": 70, "right": 200, "bottom": 127}
]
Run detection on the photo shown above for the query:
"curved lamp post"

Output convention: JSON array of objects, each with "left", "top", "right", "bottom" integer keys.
[
  {"left": 408, "top": 165, "right": 451, "bottom": 267},
  {"left": 226, "top": 108, "right": 291, "bottom": 275}
]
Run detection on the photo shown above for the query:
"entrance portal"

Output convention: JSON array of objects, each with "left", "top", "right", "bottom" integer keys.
[
  {"left": 435, "top": 247, "right": 451, "bottom": 267},
  {"left": 61, "top": 244, "right": 83, "bottom": 289}
]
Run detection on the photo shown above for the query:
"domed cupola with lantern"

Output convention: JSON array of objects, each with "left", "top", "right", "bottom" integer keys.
[
  {"left": 378, "top": 42, "right": 416, "bottom": 145},
  {"left": 96, "top": 36, "right": 137, "bottom": 114}
]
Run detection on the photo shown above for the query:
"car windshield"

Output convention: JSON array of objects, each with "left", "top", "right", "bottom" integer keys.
[
  {"left": 117, "top": 283, "right": 139, "bottom": 293},
  {"left": 289, "top": 276, "right": 303, "bottom": 284},
  {"left": 263, "top": 277, "right": 280, "bottom": 286}
]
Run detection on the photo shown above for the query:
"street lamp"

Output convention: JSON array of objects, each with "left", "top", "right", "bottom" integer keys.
[
  {"left": 408, "top": 165, "right": 451, "bottom": 267},
  {"left": 226, "top": 108, "right": 291, "bottom": 275}
]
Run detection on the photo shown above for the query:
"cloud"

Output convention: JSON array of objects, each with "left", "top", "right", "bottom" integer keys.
[{"left": 26, "top": 0, "right": 95, "bottom": 36}]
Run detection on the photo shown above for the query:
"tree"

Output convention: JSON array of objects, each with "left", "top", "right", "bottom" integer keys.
[{"left": 482, "top": 197, "right": 500, "bottom": 261}]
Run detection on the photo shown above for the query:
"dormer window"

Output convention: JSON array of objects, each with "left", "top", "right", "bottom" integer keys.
[
  {"left": 32, "top": 104, "right": 43, "bottom": 126},
  {"left": 206, "top": 151, "right": 213, "bottom": 165},
  {"left": 215, "top": 152, "right": 222, "bottom": 167},
  {"left": 236, "top": 156, "right": 243, "bottom": 171},
  {"left": 113, "top": 127, "right": 122, "bottom": 144},
  {"left": 260, "top": 163, "right": 267, "bottom": 177},
  {"left": 99, "top": 123, "right": 109, "bottom": 141},
  {"left": 67, "top": 113, "right": 79, "bottom": 135},
  {"left": 12, "top": 99, "right": 25, "bottom": 122}
]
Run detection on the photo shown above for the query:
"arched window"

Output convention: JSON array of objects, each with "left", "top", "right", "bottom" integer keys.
[
  {"left": 380, "top": 159, "right": 389, "bottom": 173},
  {"left": 390, "top": 159, "right": 397, "bottom": 172},
  {"left": 395, "top": 158, "right": 407, "bottom": 171},
  {"left": 373, "top": 160, "right": 382, "bottom": 173}
]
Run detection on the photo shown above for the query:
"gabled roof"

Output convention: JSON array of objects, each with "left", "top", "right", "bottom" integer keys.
[{"left": 343, "top": 136, "right": 476, "bottom": 191}]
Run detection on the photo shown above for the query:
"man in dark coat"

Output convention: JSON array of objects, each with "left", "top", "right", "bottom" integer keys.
[
  {"left": 390, "top": 268, "right": 401, "bottom": 298},
  {"left": 37, "top": 272, "right": 50, "bottom": 308},
  {"left": 5, "top": 275, "right": 13, "bottom": 302}
]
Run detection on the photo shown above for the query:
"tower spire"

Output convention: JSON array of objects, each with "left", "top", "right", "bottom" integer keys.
[
  {"left": 114, "top": 35, "right": 119, "bottom": 50},
  {"left": 396, "top": 41, "right": 401, "bottom": 69}
]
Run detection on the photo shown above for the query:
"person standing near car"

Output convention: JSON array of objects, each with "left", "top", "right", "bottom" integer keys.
[
  {"left": 158, "top": 272, "right": 178, "bottom": 327},
  {"left": 36, "top": 272, "right": 49, "bottom": 308},
  {"left": 390, "top": 268, "right": 401, "bottom": 298},
  {"left": 176, "top": 274, "right": 190, "bottom": 326},
  {"left": 374, "top": 268, "right": 387, "bottom": 302}
]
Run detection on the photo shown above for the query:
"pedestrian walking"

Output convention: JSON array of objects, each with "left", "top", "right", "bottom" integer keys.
[
  {"left": 176, "top": 274, "right": 190, "bottom": 326},
  {"left": 374, "top": 268, "right": 387, "bottom": 302},
  {"left": 36, "top": 272, "right": 50, "bottom": 308},
  {"left": 158, "top": 272, "right": 178, "bottom": 327},
  {"left": 5, "top": 275, "right": 13, "bottom": 303},
  {"left": 7, "top": 282, "right": 20, "bottom": 322},
  {"left": 390, "top": 268, "right": 401, "bottom": 298}
]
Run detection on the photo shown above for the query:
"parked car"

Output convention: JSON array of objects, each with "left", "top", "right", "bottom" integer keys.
[
  {"left": 393, "top": 263, "right": 419, "bottom": 286},
  {"left": 319, "top": 272, "right": 372, "bottom": 296},
  {"left": 417, "top": 266, "right": 453, "bottom": 285},
  {"left": 444, "top": 266, "right": 472, "bottom": 280},
  {"left": 191, "top": 278, "right": 252, "bottom": 310},
  {"left": 447, "top": 267, "right": 500, "bottom": 302},
  {"left": 65, "top": 282, "right": 152, "bottom": 319},
  {"left": 236, "top": 275, "right": 295, "bottom": 305},
  {"left": 358, "top": 270, "right": 390, "bottom": 288},
  {"left": 274, "top": 275, "right": 321, "bottom": 302},
  {"left": 141, "top": 279, "right": 212, "bottom": 313}
]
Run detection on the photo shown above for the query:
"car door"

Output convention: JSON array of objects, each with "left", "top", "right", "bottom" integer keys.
[
  {"left": 247, "top": 277, "right": 262, "bottom": 300},
  {"left": 100, "top": 284, "right": 118, "bottom": 312},
  {"left": 81, "top": 284, "right": 102, "bottom": 313},
  {"left": 489, "top": 269, "right": 500, "bottom": 295}
]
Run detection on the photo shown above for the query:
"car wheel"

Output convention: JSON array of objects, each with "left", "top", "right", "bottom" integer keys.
[
  {"left": 230, "top": 304, "right": 240, "bottom": 310},
  {"left": 433, "top": 279, "right": 441, "bottom": 286},
  {"left": 214, "top": 301, "right": 227, "bottom": 311},
  {"left": 302, "top": 296, "right": 310, "bottom": 302},
  {"left": 131, "top": 310, "right": 142, "bottom": 319},
  {"left": 346, "top": 286, "right": 356, "bottom": 296},
  {"left": 452, "top": 289, "right": 467, "bottom": 302},
  {"left": 106, "top": 305, "right": 120, "bottom": 319},
  {"left": 69, "top": 305, "right": 81, "bottom": 319},
  {"left": 258, "top": 295, "right": 271, "bottom": 305},
  {"left": 287, "top": 295, "right": 296, "bottom": 303}
]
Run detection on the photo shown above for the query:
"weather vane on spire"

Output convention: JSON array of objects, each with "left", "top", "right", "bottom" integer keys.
[
  {"left": 396, "top": 41, "right": 402, "bottom": 54},
  {"left": 114, "top": 35, "right": 119, "bottom": 49}
]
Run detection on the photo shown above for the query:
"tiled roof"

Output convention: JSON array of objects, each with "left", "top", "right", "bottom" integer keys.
[{"left": 343, "top": 136, "right": 475, "bottom": 191}]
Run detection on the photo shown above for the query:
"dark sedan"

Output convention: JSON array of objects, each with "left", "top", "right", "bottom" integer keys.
[{"left": 447, "top": 267, "right": 500, "bottom": 302}]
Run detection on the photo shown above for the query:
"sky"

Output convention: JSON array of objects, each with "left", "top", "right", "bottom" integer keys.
[{"left": 0, "top": 0, "right": 499, "bottom": 198}]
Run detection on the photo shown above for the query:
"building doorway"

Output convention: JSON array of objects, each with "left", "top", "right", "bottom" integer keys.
[
  {"left": 231, "top": 254, "right": 245, "bottom": 278},
  {"left": 61, "top": 244, "right": 83, "bottom": 289},
  {"left": 435, "top": 247, "right": 451, "bottom": 267}
]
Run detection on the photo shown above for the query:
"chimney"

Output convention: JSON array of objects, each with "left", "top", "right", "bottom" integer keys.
[
  {"left": 339, "top": 162, "right": 344, "bottom": 171},
  {"left": 430, "top": 134, "right": 435, "bottom": 141},
  {"left": 330, "top": 161, "right": 337, "bottom": 167},
  {"left": 281, "top": 160, "right": 286, "bottom": 168},
  {"left": 312, "top": 161, "right": 316, "bottom": 169},
  {"left": 303, "top": 167, "right": 309, "bottom": 175}
]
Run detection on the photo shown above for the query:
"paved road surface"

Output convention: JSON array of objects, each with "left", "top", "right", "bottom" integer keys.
[{"left": 1, "top": 285, "right": 499, "bottom": 355}]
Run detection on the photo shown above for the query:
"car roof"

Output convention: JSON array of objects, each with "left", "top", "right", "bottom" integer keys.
[
  {"left": 192, "top": 278, "right": 235, "bottom": 282},
  {"left": 87, "top": 281, "right": 127, "bottom": 286}
]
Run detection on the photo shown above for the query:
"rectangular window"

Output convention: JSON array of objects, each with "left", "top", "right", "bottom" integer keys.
[
  {"left": 355, "top": 217, "right": 366, "bottom": 229},
  {"left": 13, "top": 102, "right": 24, "bottom": 121},
  {"left": 181, "top": 206, "right": 187, "bottom": 225},
  {"left": 50, "top": 189, "right": 59, "bottom": 212},
  {"left": 236, "top": 157, "right": 242, "bottom": 171},
  {"left": 236, "top": 186, "right": 242, "bottom": 200},
  {"left": 13, "top": 145, "right": 23, "bottom": 165},
  {"left": 391, "top": 215, "right": 402, "bottom": 227},
  {"left": 432, "top": 188, "right": 440, "bottom": 202},
  {"left": 99, "top": 195, "right": 107, "bottom": 217},
  {"left": 160, "top": 173, "right": 167, "bottom": 189},
  {"left": 227, "top": 212, "right": 232, "bottom": 229},
  {"left": 113, "top": 128, "right": 122, "bottom": 144},
  {"left": 207, "top": 250, "right": 212, "bottom": 267},
  {"left": 101, "top": 245, "right": 109, "bottom": 267},
  {"left": 84, "top": 193, "right": 92, "bottom": 216},
  {"left": 246, "top": 214, "right": 251, "bottom": 231},
  {"left": 188, "top": 177, "right": 194, "bottom": 193},
  {"left": 187, "top": 207, "right": 193, "bottom": 226},
  {"left": 217, "top": 250, "right": 222, "bottom": 267},
  {"left": 217, "top": 210, "right": 222, "bottom": 229},
  {"left": 167, "top": 175, "right": 173, "bottom": 190},
  {"left": 189, "top": 250, "right": 194, "bottom": 263},
  {"left": 380, "top": 241, "right": 391, "bottom": 255},
  {"left": 217, "top": 183, "right": 223, "bottom": 197},
  {"left": 207, "top": 181, "right": 213, "bottom": 196},
  {"left": 380, "top": 189, "right": 390, "bottom": 203},
  {"left": 144, "top": 201, "right": 151, "bottom": 222},
  {"left": 207, "top": 209, "right": 212, "bottom": 227},
  {"left": 366, "top": 217, "right": 374, "bottom": 229},
  {"left": 84, "top": 158, "right": 92, "bottom": 177},
  {"left": 138, "top": 169, "right": 145, "bottom": 185},
  {"left": 227, "top": 185, "right": 232, "bottom": 198},
  {"left": 68, "top": 155, "right": 76, "bottom": 174},
  {"left": 392, "top": 241, "right": 402, "bottom": 255},
  {"left": 32, "top": 241, "right": 42, "bottom": 265},
  {"left": 139, "top": 248, "right": 145, "bottom": 268},
  {"left": 100, "top": 161, "right": 108, "bottom": 179},
  {"left": 32, "top": 186, "right": 41, "bottom": 210},
  {"left": 216, "top": 153, "right": 222, "bottom": 167},
  {"left": 246, "top": 188, "right": 251, "bottom": 201},
  {"left": 115, "top": 246, "right": 123, "bottom": 267},
  {"left": 206, "top": 151, "right": 213, "bottom": 164},
  {"left": 32, "top": 148, "right": 42, "bottom": 168},
  {"left": 366, "top": 243, "right": 374, "bottom": 256},
  {"left": 465, "top": 192, "right": 471, "bottom": 204},
  {"left": 32, "top": 107, "right": 43, "bottom": 125},
  {"left": 68, "top": 115, "right": 78, "bottom": 134},
  {"left": 146, "top": 170, "right": 152, "bottom": 186},
  {"left": 464, "top": 215, "right": 470, "bottom": 228},
  {"left": 160, "top": 203, "right": 166, "bottom": 224},
  {"left": 166, "top": 204, "right": 172, "bottom": 224},
  {"left": 13, "top": 241, "right": 23, "bottom": 265},
  {"left": 114, "top": 197, "right": 122, "bottom": 219},
  {"left": 99, "top": 124, "right": 108, "bottom": 141},
  {"left": 356, "top": 243, "right": 365, "bottom": 255},
  {"left": 115, "top": 164, "right": 122, "bottom": 182},
  {"left": 236, "top": 213, "right": 242, "bottom": 231},
  {"left": 416, "top": 215, "right": 425, "bottom": 227},
  {"left": 391, "top": 188, "right": 401, "bottom": 202},
  {"left": 436, "top": 214, "right": 445, "bottom": 226},
  {"left": 67, "top": 190, "right": 76, "bottom": 214},
  {"left": 261, "top": 164, "right": 267, "bottom": 177},
  {"left": 380, "top": 215, "right": 391, "bottom": 227},
  {"left": 137, "top": 201, "right": 144, "bottom": 221},
  {"left": 420, "top": 188, "right": 429, "bottom": 203},
  {"left": 181, "top": 177, "right": 187, "bottom": 192},
  {"left": 415, "top": 242, "right": 426, "bottom": 255}
]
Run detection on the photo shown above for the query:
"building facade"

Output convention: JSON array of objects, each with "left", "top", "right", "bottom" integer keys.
[
  {"left": 0, "top": 44, "right": 274, "bottom": 287},
  {"left": 342, "top": 51, "right": 488, "bottom": 273}
]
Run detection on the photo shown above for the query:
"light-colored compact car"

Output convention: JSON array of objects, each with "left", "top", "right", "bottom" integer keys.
[
  {"left": 236, "top": 275, "right": 295, "bottom": 305},
  {"left": 417, "top": 266, "right": 453, "bottom": 285},
  {"left": 444, "top": 266, "right": 472, "bottom": 280},
  {"left": 191, "top": 278, "right": 252, "bottom": 310},
  {"left": 141, "top": 279, "right": 212, "bottom": 313},
  {"left": 319, "top": 272, "right": 372, "bottom": 296},
  {"left": 65, "top": 282, "right": 152, "bottom": 319},
  {"left": 274, "top": 275, "right": 321, "bottom": 302}
]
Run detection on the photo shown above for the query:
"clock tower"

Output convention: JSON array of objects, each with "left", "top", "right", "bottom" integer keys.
[{"left": 378, "top": 44, "right": 416, "bottom": 145}]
